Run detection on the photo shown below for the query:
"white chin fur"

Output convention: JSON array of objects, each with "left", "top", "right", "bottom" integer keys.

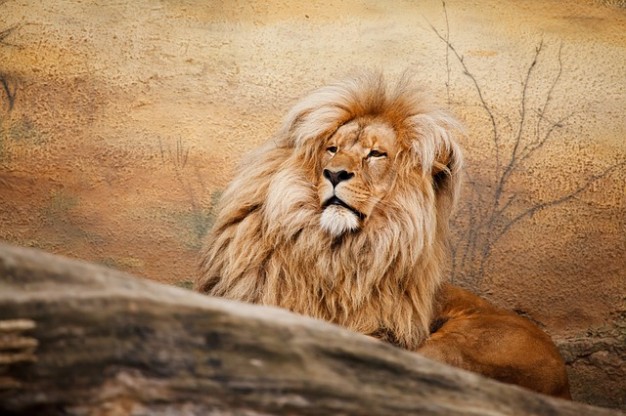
[{"left": 320, "top": 205, "right": 360, "bottom": 236}]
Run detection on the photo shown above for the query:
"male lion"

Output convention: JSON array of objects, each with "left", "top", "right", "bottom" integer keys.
[{"left": 196, "top": 73, "right": 570, "bottom": 399}]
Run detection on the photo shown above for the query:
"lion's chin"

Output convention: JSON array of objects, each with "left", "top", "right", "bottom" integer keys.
[{"left": 320, "top": 205, "right": 361, "bottom": 237}]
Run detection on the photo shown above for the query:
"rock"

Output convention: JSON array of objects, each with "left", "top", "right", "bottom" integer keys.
[
  {"left": 0, "top": 243, "right": 621, "bottom": 416},
  {"left": 558, "top": 334, "right": 626, "bottom": 409}
]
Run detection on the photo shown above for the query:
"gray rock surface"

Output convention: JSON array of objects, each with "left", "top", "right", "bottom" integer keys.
[{"left": 0, "top": 243, "right": 621, "bottom": 416}]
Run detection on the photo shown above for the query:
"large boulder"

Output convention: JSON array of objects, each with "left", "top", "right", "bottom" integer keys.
[{"left": 0, "top": 243, "right": 621, "bottom": 416}]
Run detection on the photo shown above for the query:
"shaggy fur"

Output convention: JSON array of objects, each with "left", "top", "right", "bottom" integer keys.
[{"left": 196, "top": 73, "right": 462, "bottom": 350}]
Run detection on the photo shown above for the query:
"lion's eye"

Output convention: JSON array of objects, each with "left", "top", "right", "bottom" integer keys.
[
  {"left": 327, "top": 146, "right": 338, "bottom": 154},
  {"left": 367, "top": 150, "right": 387, "bottom": 159}
]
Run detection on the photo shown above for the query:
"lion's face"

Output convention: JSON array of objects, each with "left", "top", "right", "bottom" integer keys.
[{"left": 318, "top": 119, "right": 399, "bottom": 236}]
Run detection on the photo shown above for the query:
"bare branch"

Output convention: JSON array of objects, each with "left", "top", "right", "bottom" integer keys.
[
  {"left": 429, "top": 23, "right": 501, "bottom": 174},
  {"left": 1, "top": 22, "right": 20, "bottom": 111},
  {"left": 0, "top": 25, "right": 19, "bottom": 47},
  {"left": 478, "top": 40, "right": 546, "bottom": 272},
  {"left": 1, "top": 74, "right": 18, "bottom": 111},
  {"left": 519, "top": 111, "right": 575, "bottom": 164},
  {"left": 534, "top": 43, "right": 564, "bottom": 145},
  {"left": 490, "top": 161, "right": 626, "bottom": 252},
  {"left": 494, "top": 192, "right": 519, "bottom": 219},
  {"left": 442, "top": 0, "right": 452, "bottom": 105},
  {"left": 492, "top": 40, "right": 544, "bottom": 209},
  {"left": 457, "top": 200, "right": 477, "bottom": 271}
]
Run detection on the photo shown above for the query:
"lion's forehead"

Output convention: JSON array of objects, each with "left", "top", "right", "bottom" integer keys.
[{"left": 332, "top": 119, "right": 399, "bottom": 154}]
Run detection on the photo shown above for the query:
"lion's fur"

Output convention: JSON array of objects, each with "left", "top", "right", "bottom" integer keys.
[
  {"left": 419, "top": 284, "right": 572, "bottom": 399},
  {"left": 196, "top": 73, "right": 462, "bottom": 350}
]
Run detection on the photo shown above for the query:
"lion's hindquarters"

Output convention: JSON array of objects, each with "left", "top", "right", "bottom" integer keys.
[{"left": 419, "top": 286, "right": 571, "bottom": 399}]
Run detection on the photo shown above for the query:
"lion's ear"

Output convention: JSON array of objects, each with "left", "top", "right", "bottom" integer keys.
[
  {"left": 407, "top": 112, "right": 463, "bottom": 217},
  {"left": 432, "top": 139, "right": 463, "bottom": 218}
]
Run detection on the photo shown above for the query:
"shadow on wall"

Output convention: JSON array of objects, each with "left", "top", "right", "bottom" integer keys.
[{"left": 431, "top": 25, "right": 626, "bottom": 286}]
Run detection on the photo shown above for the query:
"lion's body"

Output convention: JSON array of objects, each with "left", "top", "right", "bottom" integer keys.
[
  {"left": 420, "top": 284, "right": 571, "bottom": 399},
  {"left": 196, "top": 73, "right": 570, "bottom": 398}
]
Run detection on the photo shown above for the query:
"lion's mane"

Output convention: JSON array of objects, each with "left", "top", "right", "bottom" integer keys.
[{"left": 196, "top": 73, "right": 462, "bottom": 350}]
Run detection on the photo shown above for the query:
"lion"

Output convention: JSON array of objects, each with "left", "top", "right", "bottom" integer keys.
[{"left": 196, "top": 72, "right": 570, "bottom": 399}]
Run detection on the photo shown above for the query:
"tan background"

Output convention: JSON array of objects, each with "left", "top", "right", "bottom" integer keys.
[{"left": 1, "top": 0, "right": 625, "bottom": 409}]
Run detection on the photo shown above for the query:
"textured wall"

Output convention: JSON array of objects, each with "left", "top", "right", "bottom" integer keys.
[{"left": 1, "top": 0, "right": 625, "bottom": 408}]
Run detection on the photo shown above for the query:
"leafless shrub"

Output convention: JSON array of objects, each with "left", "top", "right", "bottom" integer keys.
[
  {"left": 159, "top": 137, "right": 190, "bottom": 170},
  {"left": 432, "top": 1, "right": 626, "bottom": 283},
  {"left": 0, "top": 23, "right": 19, "bottom": 111}
]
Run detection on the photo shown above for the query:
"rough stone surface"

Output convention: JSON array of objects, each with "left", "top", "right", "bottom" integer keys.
[{"left": 0, "top": 243, "right": 623, "bottom": 416}]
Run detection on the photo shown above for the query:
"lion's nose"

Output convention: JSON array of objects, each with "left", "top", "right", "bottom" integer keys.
[{"left": 323, "top": 169, "right": 354, "bottom": 187}]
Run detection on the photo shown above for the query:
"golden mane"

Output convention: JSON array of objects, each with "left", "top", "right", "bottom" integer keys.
[{"left": 196, "top": 73, "right": 463, "bottom": 350}]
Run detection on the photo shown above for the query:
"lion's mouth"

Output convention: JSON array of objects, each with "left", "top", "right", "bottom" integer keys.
[{"left": 322, "top": 196, "right": 366, "bottom": 221}]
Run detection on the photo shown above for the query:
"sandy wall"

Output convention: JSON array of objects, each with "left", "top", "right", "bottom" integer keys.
[{"left": 1, "top": 0, "right": 625, "bottom": 408}]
